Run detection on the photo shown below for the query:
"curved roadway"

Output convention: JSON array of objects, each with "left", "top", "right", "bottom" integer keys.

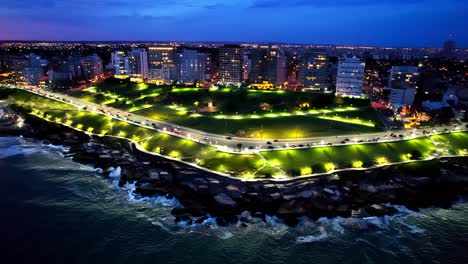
[{"left": 5, "top": 84, "right": 467, "bottom": 154}]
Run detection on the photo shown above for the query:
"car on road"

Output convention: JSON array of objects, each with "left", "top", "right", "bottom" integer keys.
[
  {"left": 273, "top": 139, "right": 279, "bottom": 142},
  {"left": 266, "top": 141, "right": 272, "bottom": 145},
  {"left": 226, "top": 137, "right": 232, "bottom": 140}
]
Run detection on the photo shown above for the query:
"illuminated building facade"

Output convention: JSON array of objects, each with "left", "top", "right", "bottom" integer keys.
[
  {"left": 335, "top": 57, "right": 365, "bottom": 97},
  {"left": 148, "top": 46, "right": 176, "bottom": 82},
  {"left": 23, "top": 67, "right": 44, "bottom": 85},
  {"left": 387, "top": 66, "right": 419, "bottom": 106},
  {"left": 175, "top": 49, "right": 208, "bottom": 83},
  {"left": 249, "top": 45, "right": 287, "bottom": 87},
  {"left": 298, "top": 50, "right": 330, "bottom": 92},
  {"left": 126, "top": 48, "right": 149, "bottom": 80},
  {"left": 80, "top": 54, "right": 103, "bottom": 81},
  {"left": 111, "top": 51, "right": 127, "bottom": 75},
  {"left": 218, "top": 45, "right": 243, "bottom": 86}
]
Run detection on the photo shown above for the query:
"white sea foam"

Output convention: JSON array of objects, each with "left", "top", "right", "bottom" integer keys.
[
  {"left": 362, "top": 216, "right": 385, "bottom": 228},
  {"left": 215, "top": 230, "right": 234, "bottom": 240},
  {"left": 121, "top": 180, "right": 181, "bottom": 207},
  {"left": 331, "top": 217, "right": 345, "bottom": 234},
  {"left": 109, "top": 166, "right": 121, "bottom": 178},
  {"left": 400, "top": 222, "right": 425, "bottom": 234},
  {"left": 0, "top": 145, "right": 43, "bottom": 159},
  {"left": 41, "top": 143, "right": 70, "bottom": 153},
  {"left": 392, "top": 205, "right": 418, "bottom": 216},
  {"left": 296, "top": 227, "right": 328, "bottom": 243}
]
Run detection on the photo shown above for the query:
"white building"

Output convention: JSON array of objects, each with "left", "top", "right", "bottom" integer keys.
[
  {"left": 335, "top": 58, "right": 365, "bottom": 97},
  {"left": 111, "top": 51, "right": 127, "bottom": 75}
]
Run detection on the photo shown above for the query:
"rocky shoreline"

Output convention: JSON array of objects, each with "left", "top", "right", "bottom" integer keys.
[{"left": 2, "top": 111, "right": 468, "bottom": 227}]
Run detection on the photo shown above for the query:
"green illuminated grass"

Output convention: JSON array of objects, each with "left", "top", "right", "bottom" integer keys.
[
  {"left": 261, "top": 138, "right": 438, "bottom": 174},
  {"left": 431, "top": 132, "right": 468, "bottom": 155}
]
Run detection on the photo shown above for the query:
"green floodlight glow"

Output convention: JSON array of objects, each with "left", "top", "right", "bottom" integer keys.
[
  {"left": 172, "top": 87, "right": 199, "bottom": 93},
  {"left": 325, "top": 163, "right": 336, "bottom": 172},
  {"left": 137, "top": 83, "right": 149, "bottom": 91},
  {"left": 317, "top": 115, "right": 375, "bottom": 127},
  {"left": 352, "top": 161, "right": 363, "bottom": 168},
  {"left": 376, "top": 157, "right": 388, "bottom": 165},
  {"left": 301, "top": 167, "right": 312, "bottom": 175}
]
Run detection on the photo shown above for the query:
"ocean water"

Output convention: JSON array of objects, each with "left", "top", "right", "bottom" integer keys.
[{"left": 0, "top": 137, "right": 468, "bottom": 264}]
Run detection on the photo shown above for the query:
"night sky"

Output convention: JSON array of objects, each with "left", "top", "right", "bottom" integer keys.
[{"left": 0, "top": 0, "right": 466, "bottom": 47}]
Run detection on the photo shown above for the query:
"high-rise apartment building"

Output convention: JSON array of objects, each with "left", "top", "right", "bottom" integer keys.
[
  {"left": 148, "top": 46, "right": 176, "bottom": 82},
  {"left": 80, "top": 54, "right": 103, "bottom": 81},
  {"left": 249, "top": 45, "right": 287, "bottom": 87},
  {"left": 387, "top": 66, "right": 419, "bottom": 106},
  {"left": 175, "top": 49, "right": 208, "bottom": 83},
  {"left": 111, "top": 51, "right": 127, "bottom": 75},
  {"left": 335, "top": 58, "right": 365, "bottom": 97},
  {"left": 126, "top": 48, "right": 149, "bottom": 80},
  {"left": 23, "top": 67, "right": 44, "bottom": 85},
  {"left": 218, "top": 45, "right": 243, "bottom": 86},
  {"left": 298, "top": 50, "right": 329, "bottom": 92}
]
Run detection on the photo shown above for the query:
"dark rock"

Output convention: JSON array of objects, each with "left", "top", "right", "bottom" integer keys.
[
  {"left": 194, "top": 216, "right": 209, "bottom": 224},
  {"left": 270, "top": 192, "right": 282, "bottom": 200},
  {"left": 299, "top": 190, "right": 314, "bottom": 199},
  {"left": 214, "top": 193, "right": 237, "bottom": 207},
  {"left": 366, "top": 204, "right": 397, "bottom": 216}
]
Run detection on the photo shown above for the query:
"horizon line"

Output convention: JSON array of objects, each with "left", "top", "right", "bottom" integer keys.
[{"left": 0, "top": 39, "right": 463, "bottom": 50}]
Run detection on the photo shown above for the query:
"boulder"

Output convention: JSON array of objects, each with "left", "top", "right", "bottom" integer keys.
[
  {"left": 298, "top": 190, "right": 315, "bottom": 199},
  {"left": 159, "top": 171, "right": 173, "bottom": 183},
  {"left": 214, "top": 193, "right": 238, "bottom": 207},
  {"left": 366, "top": 204, "right": 397, "bottom": 216},
  {"left": 323, "top": 188, "right": 335, "bottom": 195},
  {"left": 360, "top": 184, "right": 377, "bottom": 193},
  {"left": 269, "top": 192, "right": 282, "bottom": 200}
]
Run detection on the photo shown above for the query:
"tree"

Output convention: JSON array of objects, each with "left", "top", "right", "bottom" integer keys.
[
  {"left": 95, "top": 93, "right": 105, "bottom": 104},
  {"left": 410, "top": 150, "right": 423, "bottom": 160},
  {"left": 236, "top": 143, "right": 243, "bottom": 150},
  {"left": 312, "top": 163, "right": 326, "bottom": 174}
]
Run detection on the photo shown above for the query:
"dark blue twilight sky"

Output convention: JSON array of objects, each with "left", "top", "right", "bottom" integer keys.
[{"left": 0, "top": 0, "right": 466, "bottom": 47}]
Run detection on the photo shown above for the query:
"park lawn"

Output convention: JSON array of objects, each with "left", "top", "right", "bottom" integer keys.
[
  {"left": 140, "top": 133, "right": 212, "bottom": 158},
  {"left": 171, "top": 115, "right": 382, "bottom": 139},
  {"left": 197, "top": 151, "right": 265, "bottom": 175},
  {"left": 261, "top": 137, "right": 438, "bottom": 175},
  {"left": 431, "top": 132, "right": 468, "bottom": 155},
  {"left": 5, "top": 89, "right": 76, "bottom": 110},
  {"left": 94, "top": 78, "right": 161, "bottom": 98},
  {"left": 132, "top": 105, "right": 184, "bottom": 121}
]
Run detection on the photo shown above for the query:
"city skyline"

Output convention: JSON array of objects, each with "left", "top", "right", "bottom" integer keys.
[{"left": 0, "top": 0, "right": 467, "bottom": 48}]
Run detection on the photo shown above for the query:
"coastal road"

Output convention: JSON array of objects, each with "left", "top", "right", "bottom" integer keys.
[{"left": 5, "top": 84, "right": 467, "bottom": 153}]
